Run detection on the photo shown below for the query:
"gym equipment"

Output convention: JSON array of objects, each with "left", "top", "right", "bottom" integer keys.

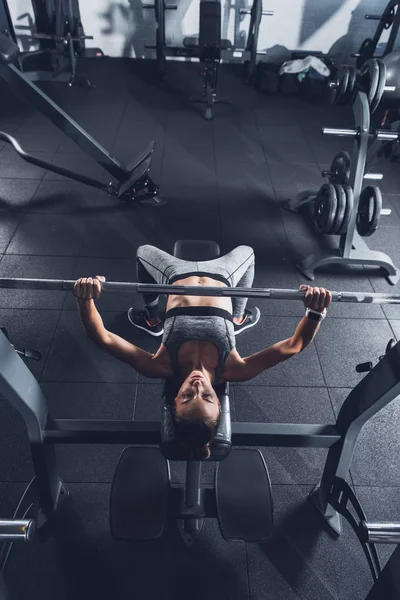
[
  {"left": 322, "top": 151, "right": 351, "bottom": 185},
  {"left": 1, "top": 276, "right": 400, "bottom": 303},
  {"left": 285, "top": 89, "right": 399, "bottom": 285},
  {"left": 144, "top": 0, "right": 273, "bottom": 83},
  {"left": 14, "top": 0, "right": 104, "bottom": 87},
  {"left": 354, "top": 0, "right": 400, "bottom": 69},
  {"left": 356, "top": 186, "right": 383, "bottom": 237},
  {"left": 0, "top": 0, "right": 14, "bottom": 41},
  {"left": 0, "top": 327, "right": 41, "bottom": 361},
  {"left": 0, "top": 237, "right": 399, "bottom": 557},
  {"left": 0, "top": 33, "right": 162, "bottom": 206},
  {"left": 329, "top": 58, "right": 396, "bottom": 113}
]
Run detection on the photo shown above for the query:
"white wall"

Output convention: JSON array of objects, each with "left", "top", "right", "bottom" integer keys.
[{"left": 7, "top": 0, "right": 394, "bottom": 62}]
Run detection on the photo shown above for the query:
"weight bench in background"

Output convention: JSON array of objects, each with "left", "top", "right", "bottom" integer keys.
[{"left": 110, "top": 240, "right": 274, "bottom": 546}]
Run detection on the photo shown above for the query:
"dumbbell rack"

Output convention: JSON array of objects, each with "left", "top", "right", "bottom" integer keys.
[{"left": 286, "top": 90, "right": 400, "bottom": 285}]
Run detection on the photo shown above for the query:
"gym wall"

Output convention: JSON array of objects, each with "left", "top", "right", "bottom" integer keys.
[{"left": 7, "top": 0, "right": 396, "bottom": 63}]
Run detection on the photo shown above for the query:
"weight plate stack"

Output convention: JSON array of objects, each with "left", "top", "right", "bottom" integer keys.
[
  {"left": 356, "top": 186, "right": 383, "bottom": 237},
  {"left": 313, "top": 183, "right": 338, "bottom": 234},
  {"left": 331, "top": 184, "right": 347, "bottom": 234},
  {"left": 334, "top": 66, "right": 350, "bottom": 105},
  {"left": 360, "top": 58, "right": 380, "bottom": 107},
  {"left": 345, "top": 65, "right": 357, "bottom": 104},
  {"left": 329, "top": 151, "right": 351, "bottom": 185},
  {"left": 356, "top": 38, "right": 375, "bottom": 70},
  {"left": 337, "top": 184, "right": 354, "bottom": 235},
  {"left": 370, "top": 59, "right": 387, "bottom": 113}
]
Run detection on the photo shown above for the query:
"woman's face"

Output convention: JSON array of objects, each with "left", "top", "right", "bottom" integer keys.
[{"left": 175, "top": 371, "right": 220, "bottom": 421}]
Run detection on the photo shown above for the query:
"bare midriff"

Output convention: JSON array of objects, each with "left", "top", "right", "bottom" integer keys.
[{"left": 166, "top": 276, "right": 232, "bottom": 314}]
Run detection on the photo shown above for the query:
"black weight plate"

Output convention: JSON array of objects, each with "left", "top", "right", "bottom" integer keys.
[
  {"left": 370, "top": 59, "right": 387, "bottom": 113},
  {"left": 360, "top": 58, "right": 380, "bottom": 106},
  {"left": 356, "top": 186, "right": 382, "bottom": 236},
  {"left": 356, "top": 38, "right": 375, "bottom": 69},
  {"left": 336, "top": 66, "right": 350, "bottom": 105},
  {"left": 331, "top": 184, "right": 347, "bottom": 235},
  {"left": 337, "top": 184, "right": 354, "bottom": 235},
  {"left": 346, "top": 65, "right": 357, "bottom": 104},
  {"left": 314, "top": 183, "right": 338, "bottom": 234},
  {"left": 329, "top": 151, "right": 351, "bottom": 184}
]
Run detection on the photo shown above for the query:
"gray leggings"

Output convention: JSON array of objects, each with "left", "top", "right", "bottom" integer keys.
[{"left": 136, "top": 244, "right": 255, "bottom": 318}]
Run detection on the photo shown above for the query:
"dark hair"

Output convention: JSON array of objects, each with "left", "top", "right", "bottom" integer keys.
[{"left": 172, "top": 407, "right": 221, "bottom": 460}]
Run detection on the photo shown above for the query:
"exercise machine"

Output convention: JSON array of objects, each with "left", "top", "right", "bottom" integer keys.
[
  {"left": 355, "top": 0, "right": 400, "bottom": 69},
  {"left": 14, "top": 0, "right": 103, "bottom": 86},
  {"left": 0, "top": 240, "right": 399, "bottom": 585},
  {"left": 145, "top": 0, "right": 272, "bottom": 119},
  {"left": 285, "top": 56, "right": 400, "bottom": 285},
  {"left": 0, "top": 33, "right": 162, "bottom": 206}
]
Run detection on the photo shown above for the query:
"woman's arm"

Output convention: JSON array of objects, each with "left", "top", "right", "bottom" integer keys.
[
  {"left": 75, "top": 277, "right": 166, "bottom": 379},
  {"left": 227, "top": 286, "right": 332, "bottom": 382}
]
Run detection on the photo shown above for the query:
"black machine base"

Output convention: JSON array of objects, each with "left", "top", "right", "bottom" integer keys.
[
  {"left": 215, "top": 449, "right": 273, "bottom": 542},
  {"left": 110, "top": 446, "right": 170, "bottom": 541}
]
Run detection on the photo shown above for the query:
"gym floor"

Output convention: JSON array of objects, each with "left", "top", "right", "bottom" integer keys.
[{"left": 0, "top": 58, "right": 400, "bottom": 600}]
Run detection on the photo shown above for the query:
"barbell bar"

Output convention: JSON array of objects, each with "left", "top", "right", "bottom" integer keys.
[
  {"left": 0, "top": 278, "right": 399, "bottom": 304},
  {"left": 359, "top": 522, "right": 400, "bottom": 544},
  {"left": 0, "top": 519, "right": 35, "bottom": 542}
]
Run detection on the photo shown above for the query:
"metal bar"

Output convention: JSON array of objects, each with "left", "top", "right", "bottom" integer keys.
[
  {"left": 361, "top": 522, "right": 400, "bottom": 544},
  {"left": 231, "top": 423, "right": 341, "bottom": 448},
  {"left": 323, "top": 128, "right": 359, "bottom": 137},
  {"left": 0, "top": 63, "right": 130, "bottom": 182},
  {"left": 0, "top": 520, "right": 35, "bottom": 542},
  {"left": 44, "top": 420, "right": 161, "bottom": 444},
  {"left": 1, "top": 277, "right": 399, "bottom": 303}
]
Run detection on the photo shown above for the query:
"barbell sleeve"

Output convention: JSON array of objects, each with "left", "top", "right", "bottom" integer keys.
[
  {"left": 359, "top": 522, "right": 400, "bottom": 544},
  {"left": 0, "top": 278, "right": 399, "bottom": 304},
  {"left": 365, "top": 14, "right": 383, "bottom": 20},
  {"left": 0, "top": 519, "right": 35, "bottom": 542},
  {"left": 322, "top": 128, "right": 359, "bottom": 138}
]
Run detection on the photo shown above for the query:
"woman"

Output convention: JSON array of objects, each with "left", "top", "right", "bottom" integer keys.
[{"left": 74, "top": 244, "right": 332, "bottom": 459}]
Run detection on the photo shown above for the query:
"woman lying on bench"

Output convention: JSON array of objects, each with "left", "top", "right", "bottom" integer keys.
[{"left": 74, "top": 244, "right": 332, "bottom": 459}]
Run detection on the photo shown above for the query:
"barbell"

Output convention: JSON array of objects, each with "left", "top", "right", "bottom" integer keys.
[{"left": 0, "top": 278, "right": 399, "bottom": 304}]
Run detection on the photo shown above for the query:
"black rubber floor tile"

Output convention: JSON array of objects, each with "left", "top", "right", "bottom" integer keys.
[
  {"left": 260, "top": 125, "right": 316, "bottom": 164},
  {"left": 45, "top": 152, "right": 110, "bottom": 184},
  {"left": 0, "top": 481, "right": 27, "bottom": 516},
  {"left": 0, "top": 150, "right": 53, "bottom": 179},
  {"left": 41, "top": 382, "right": 136, "bottom": 419},
  {"left": 306, "top": 138, "right": 353, "bottom": 167},
  {"left": 250, "top": 262, "right": 304, "bottom": 317},
  {"left": 333, "top": 386, "right": 400, "bottom": 486},
  {"left": 0, "top": 255, "right": 76, "bottom": 309},
  {"left": 269, "top": 162, "right": 322, "bottom": 196},
  {"left": 29, "top": 180, "right": 100, "bottom": 213},
  {"left": 63, "top": 257, "right": 139, "bottom": 312},
  {"left": 254, "top": 106, "right": 299, "bottom": 127},
  {"left": 133, "top": 383, "right": 165, "bottom": 420},
  {"left": 0, "top": 308, "right": 60, "bottom": 380},
  {"left": 0, "top": 179, "right": 40, "bottom": 212},
  {"left": 0, "top": 211, "right": 22, "bottom": 253},
  {"left": 367, "top": 226, "right": 400, "bottom": 268},
  {"left": 315, "top": 319, "right": 394, "bottom": 388},
  {"left": 41, "top": 311, "right": 138, "bottom": 383},
  {"left": 373, "top": 160, "right": 400, "bottom": 195},
  {"left": 5, "top": 483, "right": 248, "bottom": 600},
  {"left": 216, "top": 152, "right": 273, "bottom": 191},
  {"left": 12, "top": 436, "right": 127, "bottom": 483},
  {"left": 3, "top": 123, "right": 65, "bottom": 153},
  {"left": 6, "top": 213, "right": 89, "bottom": 256},
  {"left": 247, "top": 485, "right": 373, "bottom": 600},
  {"left": 234, "top": 317, "right": 325, "bottom": 386},
  {"left": 235, "top": 385, "right": 334, "bottom": 423},
  {"left": 156, "top": 184, "right": 219, "bottom": 220}
]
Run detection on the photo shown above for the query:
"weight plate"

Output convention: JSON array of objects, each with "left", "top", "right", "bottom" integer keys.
[
  {"left": 356, "top": 186, "right": 382, "bottom": 237},
  {"left": 370, "top": 59, "right": 387, "bottom": 113},
  {"left": 336, "top": 66, "right": 350, "bottom": 105},
  {"left": 314, "top": 183, "right": 338, "bottom": 235},
  {"left": 337, "top": 184, "right": 354, "bottom": 235},
  {"left": 360, "top": 58, "right": 380, "bottom": 106},
  {"left": 346, "top": 65, "right": 357, "bottom": 104},
  {"left": 329, "top": 151, "right": 351, "bottom": 185},
  {"left": 331, "top": 184, "right": 347, "bottom": 235},
  {"left": 356, "top": 38, "right": 375, "bottom": 69}
]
